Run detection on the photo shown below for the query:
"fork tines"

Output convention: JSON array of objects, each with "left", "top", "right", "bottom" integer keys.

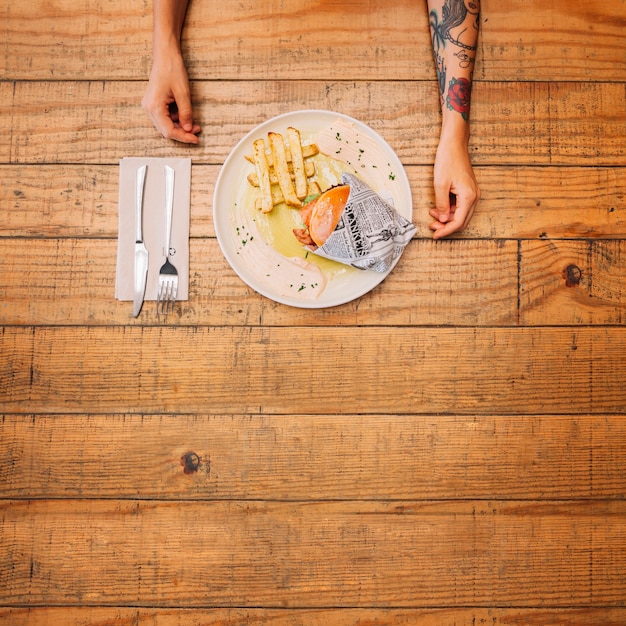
[
  {"left": 156, "top": 165, "right": 178, "bottom": 320},
  {"left": 156, "top": 261, "right": 178, "bottom": 319}
]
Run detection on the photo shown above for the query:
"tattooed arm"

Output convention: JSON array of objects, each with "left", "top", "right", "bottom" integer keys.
[{"left": 427, "top": 0, "right": 481, "bottom": 239}]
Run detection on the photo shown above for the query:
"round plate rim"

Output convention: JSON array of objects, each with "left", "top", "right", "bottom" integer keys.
[{"left": 213, "top": 109, "right": 413, "bottom": 309}]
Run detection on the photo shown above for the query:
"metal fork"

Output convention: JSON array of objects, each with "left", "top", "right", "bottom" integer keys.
[{"left": 156, "top": 165, "right": 178, "bottom": 319}]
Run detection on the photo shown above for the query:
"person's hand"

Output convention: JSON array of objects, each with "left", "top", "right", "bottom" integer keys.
[
  {"left": 141, "top": 50, "right": 201, "bottom": 144},
  {"left": 429, "top": 134, "right": 480, "bottom": 239}
]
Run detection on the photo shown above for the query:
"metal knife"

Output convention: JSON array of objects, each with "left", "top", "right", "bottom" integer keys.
[{"left": 133, "top": 164, "right": 149, "bottom": 317}]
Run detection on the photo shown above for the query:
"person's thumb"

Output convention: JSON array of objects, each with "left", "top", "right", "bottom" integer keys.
[
  {"left": 434, "top": 188, "right": 452, "bottom": 223},
  {"left": 175, "top": 95, "right": 194, "bottom": 132}
]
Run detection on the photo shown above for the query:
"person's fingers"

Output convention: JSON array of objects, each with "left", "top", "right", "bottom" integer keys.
[
  {"left": 141, "top": 68, "right": 201, "bottom": 144},
  {"left": 431, "top": 193, "right": 476, "bottom": 239},
  {"left": 431, "top": 218, "right": 461, "bottom": 239},
  {"left": 430, "top": 139, "right": 480, "bottom": 238},
  {"left": 168, "top": 101, "right": 201, "bottom": 142},
  {"left": 432, "top": 185, "right": 452, "bottom": 224},
  {"left": 173, "top": 97, "right": 195, "bottom": 133},
  {"left": 145, "top": 101, "right": 200, "bottom": 144},
  {"left": 429, "top": 189, "right": 457, "bottom": 238},
  {"left": 168, "top": 126, "right": 200, "bottom": 144}
]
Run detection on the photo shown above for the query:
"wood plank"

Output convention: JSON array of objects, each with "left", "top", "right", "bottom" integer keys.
[
  {"left": 0, "top": 238, "right": 518, "bottom": 326},
  {"left": 0, "top": 165, "right": 121, "bottom": 238},
  {"left": 2, "top": 414, "right": 625, "bottom": 500},
  {"left": 183, "top": 0, "right": 430, "bottom": 82},
  {"left": 6, "top": 80, "right": 624, "bottom": 166},
  {"left": 0, "top": 0, "right": 428, "bottom": 82},
  {"left": 0, "top": 83, "right": 14, "bottom": 162},
  {"left": 469, "top": 166, "right": 626, "bottom": 239},
  {"left": 3, "top": 0, "right": 626, "bottom": 82},
  {"left": 2, "top": 607, "right": 626, "bottom": 625},
  {"left": 520, "top": 240, "right": 626, "bottom": 325},
  {"left": 3, "top": 164, "right": 625, "bottom": 240},
  {"left": 0, "top": 1, "right": 152, "bottom": 81},
  {"left": 1, "top": 499, "right": 625, "bottom": 606},
  {"left": 2, "top": 80, "right": 557, "bottom": 166},
  {"left": 548, "top": 82, "right": 626, "bottom": 165},
  {"left": 2, "top": 327, "right": 625, "bottom": 415},
  {"left": 479, "top": 0, "right": 626, "bottom": 81},
  {"left": 4, "top": 80, "right": 430, "bottom": 164}
]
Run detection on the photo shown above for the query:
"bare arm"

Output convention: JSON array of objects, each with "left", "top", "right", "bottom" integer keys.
[
  {"left": 427, "top": 0, "right": 480, "bottom": 238},
  {"left": 141, "top": 0, "right": 201, "bottom": 144}
]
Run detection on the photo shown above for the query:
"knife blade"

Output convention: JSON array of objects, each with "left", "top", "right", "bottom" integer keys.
[{"left": 133, "top": 164, "right": 149, "bottom": 317}]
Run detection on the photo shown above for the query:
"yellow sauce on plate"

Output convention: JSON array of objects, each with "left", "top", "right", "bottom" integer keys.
[
  {"left": 226, "top": 118, "right": 408, "bottom": 303},
  {"left": 243, "top": 150, "right": 359, "bottom": 280}
]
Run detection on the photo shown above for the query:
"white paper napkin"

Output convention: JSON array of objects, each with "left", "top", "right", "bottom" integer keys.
[{"left": 115, "top": 157, "right": 191, "bottom": 301}]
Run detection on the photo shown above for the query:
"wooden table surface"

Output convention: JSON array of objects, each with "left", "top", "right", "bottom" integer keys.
[{"left": 2, "top": 1, "right": 626, "bottom": 624}]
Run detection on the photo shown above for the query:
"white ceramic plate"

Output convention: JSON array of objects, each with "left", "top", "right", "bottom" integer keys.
[{"left": 213, "top": 110, "right": 412, "bottom": 308}]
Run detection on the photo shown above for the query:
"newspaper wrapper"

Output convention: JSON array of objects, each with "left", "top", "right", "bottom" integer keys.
[{"left": 307, "top": 173, "right": 416, "bottom": 272}]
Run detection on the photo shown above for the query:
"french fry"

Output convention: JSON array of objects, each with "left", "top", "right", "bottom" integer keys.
[
  {"left": 247, "top": 160, "right": 316, "bottom": 187},
  {"left": 307, "top": 181, "right": 321, "bottom": 197},
  {"left": 269, "top": 132, "right": 301, "bottom": 207},
  {"left": 304, "top": 143, "right": 319, "bottom": 159},
  {"left": 287, "top": 127, "right": 307, "bottom": 200},
  {"left": 254, "top": 180, "right": 323, "bottom": 211},
  {"left": 254, "top": 185, "right": 286, "bottom": 211},
  {"left": 245, "top": 127, "right": 322, "bottom": 213},
  {"left": 245, "top": 142, "right": 319, "bottom": 164},
  {"left": 253, "top": 138, "right": 273, "bottom": 213}
]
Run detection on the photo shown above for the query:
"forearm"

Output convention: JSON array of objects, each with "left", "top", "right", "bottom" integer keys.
[
  {"left": 426, "top": 0, "right": 481, "bottom": 238},
  {"left": 143, "top": 0, "right": 199, "bottom": 142},
  {"left": 152, "top": 0, "right": 190, "bottom": 57},
  {"left": 427, "top": 0, "right": 480, "bottom": 144}
]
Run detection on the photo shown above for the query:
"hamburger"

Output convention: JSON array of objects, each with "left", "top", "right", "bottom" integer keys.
[
  {"left": 292, "top": 172, "right": 416, "bottom": 272},
  {"left": 292, "top": 184, "right": 350, "bottom": 250}
]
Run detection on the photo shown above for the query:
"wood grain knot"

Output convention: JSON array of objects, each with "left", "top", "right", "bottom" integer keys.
[
  {"left": 563, "top": 264, "right": 582, "bottom": 287},
  {"left": 180, "top": 452, "right": 201, "bottom": 474}
]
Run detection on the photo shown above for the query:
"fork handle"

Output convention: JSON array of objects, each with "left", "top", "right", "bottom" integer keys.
[
  {"left": 135, "top": 164, "right": 147, "bottom": 243},
  {"left": 164, "top": 165, "right": 175, "bottom": 255}
]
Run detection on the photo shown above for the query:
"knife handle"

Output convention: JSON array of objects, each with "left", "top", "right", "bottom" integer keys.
[
  {"left": 135, "top": 165, "right": 148, "bottom": 243},
  {"left": 164, "top": 165, "right": 175, "bottom": 255}
]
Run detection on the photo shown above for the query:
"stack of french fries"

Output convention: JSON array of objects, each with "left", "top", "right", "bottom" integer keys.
[{"left": 246, "top": 127, "right": 321, "bottom": 213}]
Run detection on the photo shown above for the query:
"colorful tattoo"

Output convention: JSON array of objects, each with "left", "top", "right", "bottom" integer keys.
[
  {"left": 429, "top": 9, "right": 447, "bottom": 99},
  {"left": 429, "top": 0, "right": 479, "bottom": 117},
  {"left": 446, "top": 77, "right": 471, "bottom": 121}
]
